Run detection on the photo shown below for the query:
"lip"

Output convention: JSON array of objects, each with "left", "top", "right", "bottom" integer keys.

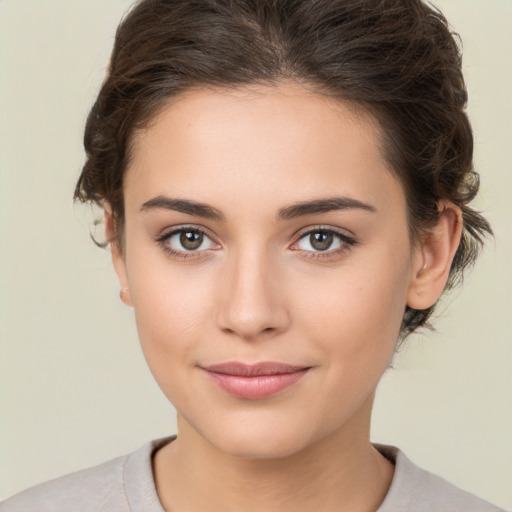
[{"left": 200, "top": 362, "right": 311, "bottom": 400}]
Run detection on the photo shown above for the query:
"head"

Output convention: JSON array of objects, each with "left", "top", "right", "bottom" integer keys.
[
  {"left": 73, "top": 0, "right": 491, "bottom": 456},
  {"left": 75, "top": 0, "right": 491, "bottom": 339}
]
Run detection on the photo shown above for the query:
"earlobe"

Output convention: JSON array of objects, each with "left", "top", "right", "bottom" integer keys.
[
  {"left": 104, "top": 206, "right": 132, "bottom": 307},
  {"left": 119, "top": 287, "right": 132, "bottom": 306},
  {"left": 407, "top": 201, "right": 463, "bottom": 310}
]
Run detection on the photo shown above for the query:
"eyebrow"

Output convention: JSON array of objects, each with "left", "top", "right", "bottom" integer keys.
[
  {"left": 140, "top": 196, "right": 226, "bottom": 221},
  {"left": 140, "top": 195, "right": 376, "bottom": 221},
  {"left": 277, "top": 196, "right": 377, "bottom": 220}
]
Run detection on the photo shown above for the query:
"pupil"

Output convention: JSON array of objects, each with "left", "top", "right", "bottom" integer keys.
[
  {"left": 180, "top": 230, "right": 203, "bottom": 250},
  {"left": 310, "top": 231, "right": 333, "bottom": 251}
]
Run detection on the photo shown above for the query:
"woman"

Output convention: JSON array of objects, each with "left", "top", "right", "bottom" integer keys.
[{"left": 0, "top": 0, "right": 507, "bottom": 510}]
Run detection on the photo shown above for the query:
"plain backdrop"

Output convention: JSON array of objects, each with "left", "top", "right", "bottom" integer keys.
[{"left": 0, "top": 0, "right": 511, "bottom": 508}]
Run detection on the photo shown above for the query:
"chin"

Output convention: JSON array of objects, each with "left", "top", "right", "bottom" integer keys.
[
  {"left": 215, "top": 432, "right": 309, "bottom": 460},
  {"left": 192, "top": 411, "right": 320, "bottom": 460}
]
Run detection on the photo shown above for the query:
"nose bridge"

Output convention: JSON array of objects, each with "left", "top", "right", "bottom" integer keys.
[{"left": 216, "top": 240, "right": 289, "bottom": 340}]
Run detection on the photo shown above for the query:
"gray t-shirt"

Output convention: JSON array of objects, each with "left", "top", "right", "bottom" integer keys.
[{"left": 0, "top": 436, "right": 506, "bottom": 511}]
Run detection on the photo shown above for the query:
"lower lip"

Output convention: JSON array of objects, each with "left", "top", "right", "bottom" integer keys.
[{"left": 203, "top": 369, "right": 310, "bottom": 400}]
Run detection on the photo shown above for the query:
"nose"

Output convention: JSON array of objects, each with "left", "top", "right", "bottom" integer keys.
[{"left": 215, "top": 247, "right": 290, "bottom": 341}]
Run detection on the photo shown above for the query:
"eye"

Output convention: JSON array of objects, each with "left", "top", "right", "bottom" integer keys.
[
  {"left": 298, "top": 231, "right": 340, "bottom": 252},
  {"left": 156, "top": 226, "right": 219, "bottom": 258},
  {"left": 169, "top": 229, "right": 212, "bottom": 251},
  {"left": 291, "top": 228, "right": 357, "bottom": 257}
]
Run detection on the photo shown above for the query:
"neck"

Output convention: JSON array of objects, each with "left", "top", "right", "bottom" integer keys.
[{"left": 153, "top": 397, "right": 394, "bottom": 512}]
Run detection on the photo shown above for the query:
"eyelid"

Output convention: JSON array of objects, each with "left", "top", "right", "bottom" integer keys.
[
  {"left": 156, "top": 224, "right": 219, "bottom": 242},
  {"left": 155, "top": 224, "right": 221, "bottom": 259},
  {"left": 289, "top": 225, "right": 358, "bottom": 258},
  {"left": 154, "top": 223, "right": 357, "bottom": 261},
  {"left": 291, "top": 225, "right": 357, "bottom": 245}
]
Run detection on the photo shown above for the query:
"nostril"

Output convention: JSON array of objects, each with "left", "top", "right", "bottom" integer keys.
[{"left": 214, "top": 265, "right": 291, "bottom": 339}]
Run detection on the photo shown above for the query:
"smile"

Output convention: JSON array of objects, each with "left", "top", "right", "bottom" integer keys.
[{"left": 200, "top": 362, "right": 311, "bottom": 400}]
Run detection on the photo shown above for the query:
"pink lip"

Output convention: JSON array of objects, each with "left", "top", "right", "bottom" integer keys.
[{"left": 201, "top": 362, "right": 310, "bottom": 400}]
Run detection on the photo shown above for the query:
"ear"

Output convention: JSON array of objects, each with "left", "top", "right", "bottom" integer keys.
[
  {"left": 407, "top": 201, "right": 463, "bottom": 310},
  {"left": 104, "top": 206, "right": 132, "bottom": 307}
]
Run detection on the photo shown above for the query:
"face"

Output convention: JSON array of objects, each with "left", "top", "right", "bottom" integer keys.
[{"left": 114, "top": 82, "right": 421, "bottom": 459}]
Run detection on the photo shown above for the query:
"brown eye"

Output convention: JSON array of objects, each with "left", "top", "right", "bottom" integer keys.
[
  {"left": 309, "top": 231, "right": 334, "bottom": 251},
  {"left": 161, "top": 228, "right": 218, "bottom": 254},
  {"left": 292, "top": 228, "right": 354, "bottom": 255},
  {"left": 180, "top": 230, "right": 203, "bottom": 250}
]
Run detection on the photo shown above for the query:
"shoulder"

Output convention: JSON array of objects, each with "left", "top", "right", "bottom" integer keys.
[
  {"left": 375, "top": 444, "right": 508, "bottom": 512},
  {"left": 0, "top": 454, "right": 129, "bottom": 512},
  {"left": 0, "top": 437, "right": 172, "bottom": 512}
]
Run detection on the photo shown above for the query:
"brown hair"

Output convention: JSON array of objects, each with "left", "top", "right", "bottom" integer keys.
[{"left": 74, "top": 0, "right": 492, "bottom": 338}]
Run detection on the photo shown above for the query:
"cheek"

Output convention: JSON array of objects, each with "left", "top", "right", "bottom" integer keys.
[
  {"left": 293, "top": 242, "right": 412, "bottom": 365},
  {"left": 127, "top": 254, "right": 217, "bottom": 374}
]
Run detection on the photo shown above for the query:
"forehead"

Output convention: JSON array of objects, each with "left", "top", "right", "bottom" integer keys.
[
  {"left": 134, "top": 82, "right": 381, "bottom": 158},
  {"left": 125, "top": 82, "right": 404, "bottom": 217}
]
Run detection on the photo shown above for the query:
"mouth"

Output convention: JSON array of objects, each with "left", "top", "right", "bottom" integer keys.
[{"left": 200, "top": 362, "right": 311, "bottom": 400}]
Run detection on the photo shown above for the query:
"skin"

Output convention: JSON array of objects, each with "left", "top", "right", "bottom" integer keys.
[{"left": 107, "top": 81, "right": 462, "bottom": 512}]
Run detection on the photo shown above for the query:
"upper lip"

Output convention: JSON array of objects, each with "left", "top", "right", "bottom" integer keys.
[{"left": 201, "top": 362, "right": 309, "bottom": 377}]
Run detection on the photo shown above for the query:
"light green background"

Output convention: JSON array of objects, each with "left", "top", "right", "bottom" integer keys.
[{"left": 0, "top": 0, "right": 511, "bottom": 508}]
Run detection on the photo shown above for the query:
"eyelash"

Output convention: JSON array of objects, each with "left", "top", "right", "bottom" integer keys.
[
  {"left": 155, "top": 225, "right": 218, "bottom": 261},
  {"left": 291, "top": 226, "right": 358, "bottom": 261},
  {"left": 155, "top": 225, "right": 358, "bottom": 261}
]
